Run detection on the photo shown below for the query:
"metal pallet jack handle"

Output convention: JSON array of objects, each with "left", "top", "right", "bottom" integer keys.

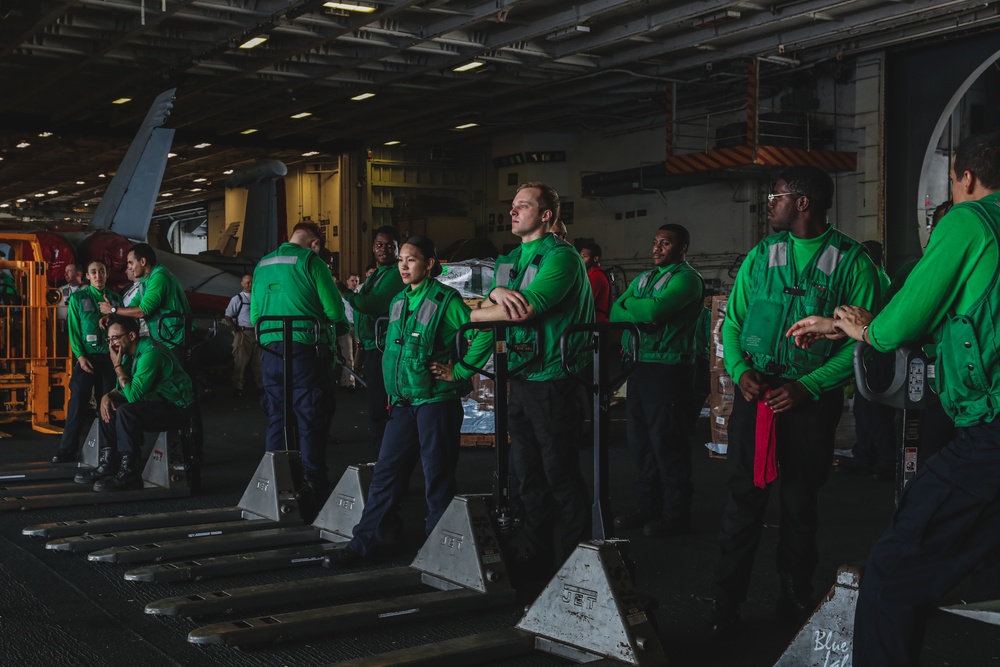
[
  {"left": 559, "top": 322, "right": 639, "bottom": 540},
  {"left": 255, "top": 316, "right": 322, "bottom": 453},
  {"left": 853, "top": 340, "right": 935, "bottom": 502},
  {"left": 455, "top": 321, "right": 540, "bottom": 532}
]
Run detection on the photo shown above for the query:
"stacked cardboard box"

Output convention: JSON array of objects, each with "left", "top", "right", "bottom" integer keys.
[{"left": 708, "top": 296, "right": 735, "bottom": 452}]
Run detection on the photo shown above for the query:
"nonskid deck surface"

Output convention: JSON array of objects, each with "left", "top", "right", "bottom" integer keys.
[{"left": 0, "top": 389, "right": 995, "bottom": 666}]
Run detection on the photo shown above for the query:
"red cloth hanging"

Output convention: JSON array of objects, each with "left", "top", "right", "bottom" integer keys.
[{"left": 754, "top": 395, "right": 778, "bottom": 488}]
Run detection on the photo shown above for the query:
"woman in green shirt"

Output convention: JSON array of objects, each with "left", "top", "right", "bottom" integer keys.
[{"left": 326, "top": 236, "right": 472, "bottom": 566}]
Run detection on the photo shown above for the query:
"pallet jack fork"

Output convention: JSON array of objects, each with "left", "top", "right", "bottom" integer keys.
[
  {"left": 0, "top": 419, "right": 100, "bottom": 482},
  {"left": 335, "top": 540, "right": 667, "bottom": 667},
  {"left": 24, "top": 450, "right": 304, "bottom": 551},
  {"left": 175, "top": 494, "right": 514, "bottom": 646},
  {"left": 1, "top": 430, "right": 192, "bottom": 511},
  {"left": 122, "top": 463, "right": 373, "bottom": 580},
  {"left": 773, "top": 565, "right": 861, "bottom": 667}
]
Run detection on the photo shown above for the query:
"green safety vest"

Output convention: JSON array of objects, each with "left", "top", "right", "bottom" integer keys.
[
  {"left": 932, "top": 196, "right": 1000, "bottom": 427},
  {"left": 382, "top": 279, "right": 470, "bottom": 403},
  {"left": 739, "top": 228, "right": 864, "bottom": 379},
  {"left": 138, "top": 264, "right": 191, "bottom": 349},
  {"left": 69, "top": 285, "right": 123, "bottom": 357},
  {"left": 622, "top": 263, "right": 704, "bottom": 365},
  {"left": 253, "top": 243, "right": 333, "bottom": 347},
  {"left": 125, "top": 337, "right": 194, "bottom": 409},
  {"left": 494, "top": 234, "right": 594, "bottom": 380}
]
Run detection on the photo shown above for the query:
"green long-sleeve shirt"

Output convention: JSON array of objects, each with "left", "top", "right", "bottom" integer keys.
[
  {"left": 869, "top": 200, "right": 998, "bottom": 352},
  {"left": 67, "top": 285, "right": 122, "bottom": 359},
  {"left": 120, "top": 337, "right": 194, "bottom": 408},
  {"left": 723, "top": 227, "right": 879, "bottom": 396},
  {"left": 138, "top": 264, "right": 191, "bottom": 349},
  {"left": 345, "top": 264, "right": 406, "bottom": 351}
]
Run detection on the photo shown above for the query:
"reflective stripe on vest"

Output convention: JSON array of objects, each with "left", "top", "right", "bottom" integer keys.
[
  {"left": 415, "top": 298, "right": 439, "bottom": 326},
  {"left": 259, "top": 255, "right": 298, "bottom": 267},
  {"left": 389, "top": 299, "right": 404, "bottom": 322},
  {"left": 768, "top": 242, "right": 788, "bottom": 268},
  {"left": 815, "top": 245, "right": 844, "bottom": 276}
]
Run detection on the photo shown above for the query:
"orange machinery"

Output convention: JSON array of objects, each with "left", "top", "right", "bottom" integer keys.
[{"left": 0, "top": 232, "right": 72, "bottom": 436}]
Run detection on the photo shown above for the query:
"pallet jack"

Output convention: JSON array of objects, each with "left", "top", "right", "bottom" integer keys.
[
  {"left": 327, "top": 322, "right": 667, "bottom": 666},
  {"left": 20, "top": 317, "right": 322, "bottom": 548},
  {"left": 853, "top": 341, "right": 934, "bottom": 501},
  {"left": 2, "top": 429, "right": 193, "bottom": 511},
  {"left": 144, "top": 321, "right": 538, "bottom": 645},
  {"left": 0, "top": 420, "right": 100, "bottom": 482},
  {"left": 770, "top": 341, "right": 937, "bottom": 666},
  {"left": 113, "top": 464, "right": 372, "bottom": 576}
]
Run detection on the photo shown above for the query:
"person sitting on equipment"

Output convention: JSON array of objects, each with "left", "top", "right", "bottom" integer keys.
[
  {"left": 326, "top": 235, "right": 484, "bottom": 566},
  {"left": 90, "top": 315, "right": 195, "bottom": 492}
]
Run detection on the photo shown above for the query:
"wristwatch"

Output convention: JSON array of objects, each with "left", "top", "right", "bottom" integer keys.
[{"left": 110, "top": 306, "right": 118, "bottom": 315}]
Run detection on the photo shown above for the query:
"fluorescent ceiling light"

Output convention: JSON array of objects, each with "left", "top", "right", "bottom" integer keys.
[
  {"left": 112, "top": 97, "right": 132, "bottom": 105},
  {"left": 302, "top": 151, "right": 320, "bottom": 157},
  {"left": 190, "top": 188, "right": 203, "bottom": 192},
  {"left": 324, "top": 1, "right": 376, "bottom": 12},
  {"left": 38, "top": 131, "right": 53, "bottom": 138},
  {"left": 453, "top": 61, "right": 484, "bottom": 73},
  {"left": 0, "top": 203, "right": 8, "bottom": 208},
  {"left": 454, "top": 123, "right": 479, "bottom": 130},
  {"left": 193, "top": 178, "right": 207, "bottom": 183},
  {"left": 194, "top": 142, "right": 212, "bottom": 149},
  {"left": 16, "top": 142, "right": 30, "bottom": 148},
  {"left": 160, "top": 192, "right": 173, "bottom": 197},
  {"left": 223, "top": 169, "right": 234, "bottom": 175},
  {"left": 167, "top": 153, "right": 177, "bottom": 158},
  {"left": 291, "top": 112, "right": 313, "bottom": 119},
  {"left": 47, "top": 190, "right": 58, "bottom": 195},
  {"left": 239, "top": 36, "right": 268, "bottom": 49},
  {"left": 384, "top": 140, "right": 401, "bottom": 146},
  {"left": 99, "top": 173, "right": 106, "bottom": 178},
  {"left": 76, "top": 181, "right": 85, "bottom": 185},
  {"left": 759, "top": 54, "right": 800, "bottom": 66},
  {"left": 16, "top": 198, "right": 27, "bottom": 203},
  {"left": 351, "top": 92, "right": 375, "bottom": 101},
  {"left": 34, "top": 193, "right": 45, "bottom": 197},
  {"left": 240, "top": 128, "right": 258, "bottom": 135}
]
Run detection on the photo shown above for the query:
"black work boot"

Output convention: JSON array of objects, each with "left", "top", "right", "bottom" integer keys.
[
  {"left": 93, "top": 453, "right": 143, "bottom": 492},
  {"left": 613, "top": 510, "right": 656, "bottom": 530},
  {"left": 50, "top": 449, "right": 77, "bottom": 464},
  {"left": 74, "top": 447, "right": 115, "bottom": 484},
  {"left": 775, "top": 575, "right": 817, "bottom": 624}
]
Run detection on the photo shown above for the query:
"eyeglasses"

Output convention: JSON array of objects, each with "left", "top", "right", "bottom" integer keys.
[
  {"left": 767, "top": 192, "right": 800, "bottom": 205},
  {"left": 107, "top": 333, "right": 127, "bottom": 343}
]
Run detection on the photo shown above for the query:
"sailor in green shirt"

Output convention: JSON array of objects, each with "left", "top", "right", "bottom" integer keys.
[
  {"left": 610, "top": 224, "right": 704, "bottom": 538},
  {"left": 53, "top": 261, "right": 124, "bottom": 464},
  {"left": 92, "top": 316, "right": 194, "bottom": 492},
  {"left": 100, "top": 243, "right": 191, "bottom": 350},
  {"left": 468, "top": 181, "right": 595, "bottom": 573},
  {"left": 327, "top": 236, "right": 474, "bottom": 567},
  {"left": 343, "top": 226, "right": 406, "bottom": 458},
  {"left": 710, "top": 165, "right": 879, "bottom": 637},
  {"left": 251, "top": 222, "right": 348, "bottom": 504},
  {"left": 787, "top": 131, "right": 1000, "bottom": 667}
]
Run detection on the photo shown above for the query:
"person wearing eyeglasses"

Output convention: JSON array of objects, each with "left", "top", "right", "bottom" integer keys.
[
  {"left": 88, "top": 315, "right": 194, "bottom": 491},
  {"left": 342, "top": 226, "right": 406, "bottom": 459},
  {"left": 53, "top": 260, "right": 123, "bottom": 467},
  {"left": 708, "top": 165, "right": 878, "bottom": 637}
]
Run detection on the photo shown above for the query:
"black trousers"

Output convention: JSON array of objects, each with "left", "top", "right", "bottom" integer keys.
[
  {"left": 713, "top": 379, "right": 843, "bottom": 603},
  {"left": 853, "top": 418, "right": 1000, "bottom": 667},
  {"left": 60, "top": 355, "right": 116, "bottom": 453},
  {"left": 852, "top": 392, "right": 896, "bottom": 473},
  {"left": 625, "top": 361, "right": 694, "bottom": 521},
  {"left": 508, "top": 377, "right": 591, "bottom": 568},
  {"left": 99, "top": 400, "right": 187, "bottom": 456}
]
